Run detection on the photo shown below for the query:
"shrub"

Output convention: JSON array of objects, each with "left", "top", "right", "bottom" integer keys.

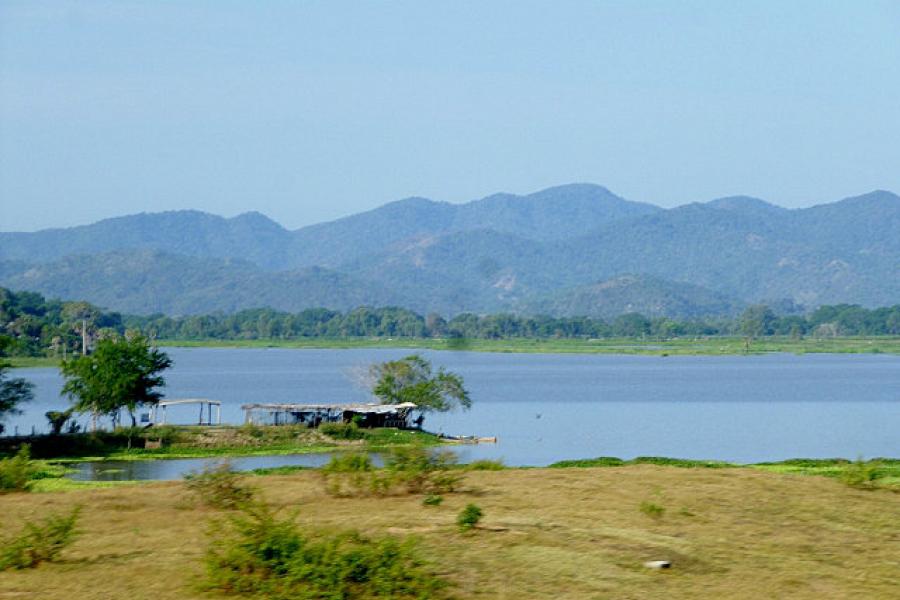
[
  {"left": 632, "top": 457, "right": 731, "bottom": 468},
  {"left": 205, "top": 501, "right": 447, "bottom": 599},
  {"left": 0, "top": 445, "right": 37, "bottom": 493},
  {"left": 839, "top": 458, "right": 883, "bottom": 489},
  {"left": 548, "top": 457, "right": 625, "bottom": 468},
  {"left": 45, "top": 409, "right": 75, "bottom": 435},
  {"left": 422, "top": 494, "right": 443, "bottom": 507},
  {"left": 639, "top": 501, "right": 665, "bottom": 518},
  {"left": 457, "top": 504, "right": 483, "bottom": 532},
  {"left": 386, "top": 445, "right": 463, "bottom": 495},
  {"left": 240, "top": 423, "right": 265, "bottom": 439},
  {"left": 320, "top": 452, "right": 389, "bottom": 497},
  {"left": 185, "top": 461, "right": 256, "bottom": 509},
  {"left": 141, "top": 425, "right": 183, "bottom": 446},
  {"left": 319, "top": 421, "right": 367, "bottom": 440},
  {"left": 0, "top": 507, "right": 81, "bottom": 570},
  {"left": 321, "top": 446, "right": 465, "bottom": 498},
  {"left": 467, "top": 459, "right": 505, "bottom": 471}
]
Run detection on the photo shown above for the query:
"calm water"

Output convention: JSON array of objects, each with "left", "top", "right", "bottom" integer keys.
[{"left": 7, "top": 348, "right": 899, "bottom": 479}]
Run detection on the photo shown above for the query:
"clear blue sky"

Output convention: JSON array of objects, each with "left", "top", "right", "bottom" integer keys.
[{"left": 2, "top": 1, "right": 899, "bottom": 231}]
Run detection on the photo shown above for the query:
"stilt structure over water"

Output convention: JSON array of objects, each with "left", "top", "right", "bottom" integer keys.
[
  {"left": 241, "top": 402, "right": 417, "bottom": 429},
  {"left": 151, "top": 399, "right": 222, "bottom": 426}
]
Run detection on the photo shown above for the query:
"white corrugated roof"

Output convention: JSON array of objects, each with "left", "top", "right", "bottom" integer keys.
[{"left": 241, "top": 402, "right": 416, "bottom": 414}]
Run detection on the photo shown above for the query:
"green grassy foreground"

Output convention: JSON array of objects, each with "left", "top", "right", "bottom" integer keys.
[
  {"left": 3, "top": 463, "right": 899, "bottom": 599},
  {"left": 159, "top": 335, "right": 900, "bottom": 355},
  {"left": 548, "top": 456, "right": 900, "bottom": 488}
]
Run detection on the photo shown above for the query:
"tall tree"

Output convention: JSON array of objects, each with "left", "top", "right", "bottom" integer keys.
[
  {"left": 62, "top": 302, "right": 100, "bottom": 356},
  {"left": 0, "top": 336, "right": 34, "bottom": 434},
  {"left": 0, "top": 361, "right": 34, "bottom": 435},
  {"left": 61, "top": 334, "right": 172, "bottom": 429},
  {"left": 739, "top": 304, "right": 776, "bottom": 352},
  {"left": 370, "top": 354, "right": 471, "bottom": 414}
]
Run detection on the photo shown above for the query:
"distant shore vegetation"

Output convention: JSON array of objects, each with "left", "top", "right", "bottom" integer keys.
[{"left": 2, "top": 287, "right": 899, "bottom": 360}]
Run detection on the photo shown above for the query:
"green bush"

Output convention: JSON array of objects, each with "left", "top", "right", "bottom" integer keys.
[
  {"left": 839, "top": 458, "right": 884, "bottom": 489},
  {"left": 457, "top": 504, "right": 483, "bottom": 532},
  {"left": 422, "top": 494, "right": 443, "bottom": 507},
  {"left": 185, "top": 461, "right": 256, "bottom": 509},
  {"left": 0, "top": 445, "right": 37, "bottom": 493},
  {"left": 141, "top": 425, "right": 183, "bottom": 445},
  {"left": 205, "top": 501, "right": 447, "bottom": 599},
  {"left": 639, "top": 501, "right": 665, "bottom": 518},
  {"left": 319, "top": 421, "right": 367, "bottom": 440},
  {"left": 322, "top": 447, "right": 464, "bottom": 498},
  {"left": 385, "top": 445, "right": 462, "bottom": 495},
  {"left": 0, "top": 507, "right": 81, "bottom": 570},
  {"left": 467, "top": 459, "right": 505, "bottom": 471},
  {"left": 240, "top": 423, "right": 265, "bottom": 439},
  {"left": 320, "top": 452, "right": 389, "bottom": 497},
  {"left": 548, "top": 456, "right": 625, "bottom": 468},
  {"left": 632, "top": 456, "right": 731, "bottom": 468}
]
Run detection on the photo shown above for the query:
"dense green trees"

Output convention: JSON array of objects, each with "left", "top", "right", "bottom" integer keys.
[
  {"left": 739, "top": 304, "right": 777, "bottom": 339},
  {"left": 125, "top": 304, "right": 900, "bottom": 341},
  {"left": 60, "top": 335, "right": 172, "bottom": 428},
  {"left": 0, "top": 288, "right": 122, "bottom": 358},
  {"left": 2, "top": 288, "right": 899, "bottom": 358}
]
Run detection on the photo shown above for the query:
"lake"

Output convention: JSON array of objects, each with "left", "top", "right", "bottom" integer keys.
[{"left": 6, "top": 348, "right": 900, "bottom": 478}]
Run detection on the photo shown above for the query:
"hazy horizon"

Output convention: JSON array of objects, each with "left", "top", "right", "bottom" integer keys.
[
  {"left": 3, "top": 182, "right": 899, "bottom": 234},
  {"left": 3, "top": 1, "right": 900, "bottom": 231}
]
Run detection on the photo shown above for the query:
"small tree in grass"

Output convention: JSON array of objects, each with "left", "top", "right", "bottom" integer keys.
[
  {"left": 457, "top": 504, "right": 483, "bottom": 532},
  {"left": 0, "top": 507, "right": 81, "bottom": 569}
]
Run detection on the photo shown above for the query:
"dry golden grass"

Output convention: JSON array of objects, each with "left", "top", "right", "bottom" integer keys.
[{"left": 1, "top": 466, "right": 898, "bottom": 599}]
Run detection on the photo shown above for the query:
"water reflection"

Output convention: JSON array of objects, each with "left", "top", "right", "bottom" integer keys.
[{"left": 69, "top": 453, "right": 341, "bottom": 481}]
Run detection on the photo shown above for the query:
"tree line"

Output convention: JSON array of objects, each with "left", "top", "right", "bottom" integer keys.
[
  {"left": 0, "top": 288, "right": 123, "bottom": 358},
  {"left": 2, "top": 288, "right": 899, "bottom": 360},
  {"left": 122, "top": 304, "right": 900, "bottom": 341}
]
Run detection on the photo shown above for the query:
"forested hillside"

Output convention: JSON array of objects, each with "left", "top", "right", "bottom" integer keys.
[{"left": 1, "top": 185, "right": 898, "bottom": 316}]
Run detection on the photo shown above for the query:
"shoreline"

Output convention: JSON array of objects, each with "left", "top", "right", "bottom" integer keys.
[
  {"left": 29, "top": 455, "right": 900, "bottom": 492},
  {"left": 147, "top": 335, "right": 900, "bottom": 355},
  {"left": 7, "top": 336, "right": 898, "bottom": 368}
]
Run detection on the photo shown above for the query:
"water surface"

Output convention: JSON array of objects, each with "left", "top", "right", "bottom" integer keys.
[{"left": 8, "top": 348, "right": 899, "bottom": 477}]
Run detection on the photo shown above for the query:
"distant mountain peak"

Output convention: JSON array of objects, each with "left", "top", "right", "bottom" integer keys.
[
  {"left": 706, "top": 195, "right": 785, "bottom": 212},
  {"left": 382, "top": 196, "right": 445, "bottom": 209},
  {"left": 528, "top": 182, "right": 615, "bottom": 196},
  {"left": 837, "top": 190, "right": 900, "bottom": 205},
  {"left": 229, "top": 211, "right": 286, "bottom": 231}
]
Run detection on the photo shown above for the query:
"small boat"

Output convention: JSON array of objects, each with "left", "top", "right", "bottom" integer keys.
[{"left": 439, "top": 434, "right": 498, "bottom": 444}]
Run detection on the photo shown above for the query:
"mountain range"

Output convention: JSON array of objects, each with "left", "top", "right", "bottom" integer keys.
[{"left": 1, "top": 184, "right": 898, "bottom": 317}]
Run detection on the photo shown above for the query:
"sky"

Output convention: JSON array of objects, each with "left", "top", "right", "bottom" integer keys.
[{"left": 2, "top": 1, "right": 900, "bottom": 232}]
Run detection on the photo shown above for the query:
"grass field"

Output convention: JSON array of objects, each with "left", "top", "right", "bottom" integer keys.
[
  {"left": 1, "top": 465, "right": 898, "bottom": 599},
  {"left": 5, "top": 356, "right": 60, "bottom": 368},
  {"left": 158, "top": 335, "right": 900, "bottom": 356}
]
